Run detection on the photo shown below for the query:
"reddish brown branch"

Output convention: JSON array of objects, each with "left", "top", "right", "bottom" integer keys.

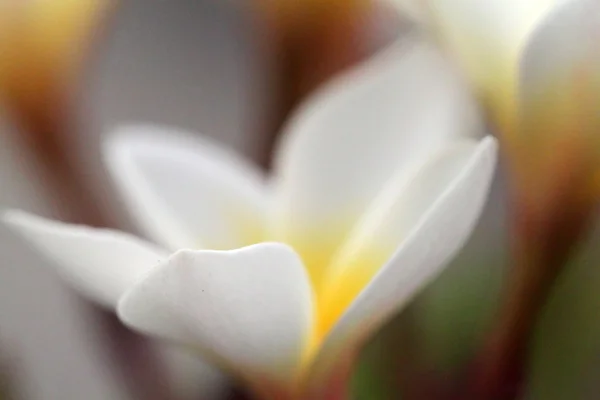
[{"left": 463, "top": 145, "right": 597, "bottom": 400}]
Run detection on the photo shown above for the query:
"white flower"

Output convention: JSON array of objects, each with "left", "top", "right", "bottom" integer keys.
[
  {"left": 3, "top": 38, "right": 497, "bottom": 398},
  {"left": 387, "top": 1, "right": 600, "bottom": 398},
  {"left": 395, "top": 0, "right": 599, "bottom": 170}
]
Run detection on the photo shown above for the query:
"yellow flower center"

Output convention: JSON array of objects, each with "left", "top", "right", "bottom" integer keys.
[
  {"left": 266, "top": 221, "right": 395, "bottom": 362},
  {"left": 221, "top": 209, "right": 395, "bottom": 366},
  {"left": 295, "top": 235, "right": 391, "bottom": 344}
]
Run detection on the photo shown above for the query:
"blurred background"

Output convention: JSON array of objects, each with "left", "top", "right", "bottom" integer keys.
[
  {"left": 6, "top": 1, "right": 597, "bottom": 399},
  {"left": 0, "top": 2, "right": 263, "bottom": 399}
]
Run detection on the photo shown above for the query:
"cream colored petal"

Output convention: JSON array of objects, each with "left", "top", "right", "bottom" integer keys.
[
  {"left": 425, "top": 0, "right": 559, "bottom": 128},
  {"left": 3, "top": 210, "right": 166, "bottom": 308},
  {"left": 314, "top": 137, "right": 493, "bottom": 336},
  {"left": 272, "top": 38, "right": 482, "bottom": 292},
  {"left": 518, "top": 0, "right": 600, "bottom": 152},
  {"left": 305, "top": 137, "right": 497, "bottom": 396},
  {"left": 105, "top": 125, "right": 269, "bottom": 251},
  {"left": 118, "top": 243, "right": 314, "bottom": 397}
]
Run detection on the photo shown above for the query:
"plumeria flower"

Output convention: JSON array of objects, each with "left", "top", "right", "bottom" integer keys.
[
  {"left": 394, "top": 0, "right": 600, "bottom": 193},
  {"left": 3, "top": 34, "right": 497, "bottom": 399},
  {"left": 378, "top": 1, "right": 600, "bottom": 398}
]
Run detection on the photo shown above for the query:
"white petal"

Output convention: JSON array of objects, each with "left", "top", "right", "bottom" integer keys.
[
  {"left": 315, "top": 138, "right": 493, "bottom": 333},
  {"left": 117, "top": 243, "right": 314, "bottom": 396},
  {"left": 518, "top": 0, "right": 600, "bottom": 141},
  {"left": 425, "top": 0, "right": 559, "bottom": 121},
  {"left": 2, "top": 210, "right": 166, "bottom": 308},
  {"left": 104, "top": 125, "right": 269, "bottom": 251},
  {"left": 521, "top": 0, "right": 599, "bottom": 87},
  {"left": 271, "top": 39, "right": 482, "bottom": 282},
  {"left": 335, "top": 138, "right": 492, "bottom": 255},
  {"left": 426, "top": 0, "right": 557, "bottom": 57},
  {"left": 306, "top": 137, "right": 497, "bottom": 394}
]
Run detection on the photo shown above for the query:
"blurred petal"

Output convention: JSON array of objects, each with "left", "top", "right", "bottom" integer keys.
[
  {"left": 105, "top": 125, "right": 269, "bottom": 251},
  {"left": 2, "top": 210, "right": 166, "bottom": 308},
  {"left": 272, "top": 39, "right": 482, "bottom": 292},
  {"left": 317, "top": 137, "right": 495, "bottom": 338},
  {"left": 306, "top": 136, "right": 497, "bottom": 395},
  {"left": 118, "top": 243, "right": 314, "bottom": 397},
  {"left": 517, "top": 0, "right": 600, "bottom": 160},
  {"left": 425, "top": 0, "right": 558, "bottom": 127}
]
